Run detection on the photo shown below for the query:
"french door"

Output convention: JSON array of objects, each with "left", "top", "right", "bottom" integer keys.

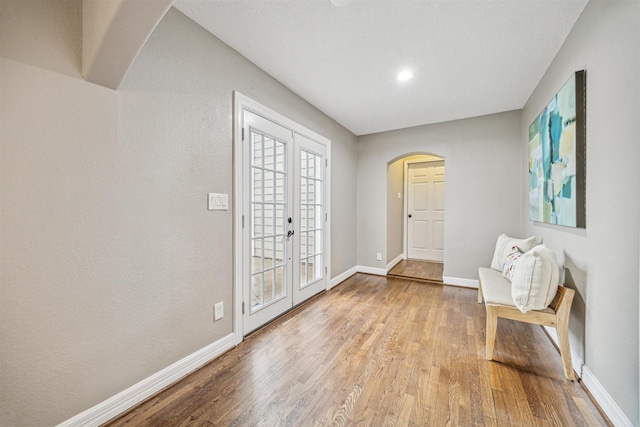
[{"left": 242, "top": 109, "right": 327, "bottom": 334}]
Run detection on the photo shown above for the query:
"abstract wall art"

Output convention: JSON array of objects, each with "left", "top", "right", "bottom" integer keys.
[{"left": 529, "top": 70, "right": 586, "bottom": 228}]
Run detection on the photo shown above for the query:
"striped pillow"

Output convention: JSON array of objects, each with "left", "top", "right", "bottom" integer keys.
[{"left": 502, "top": 248, "right": 523, "bottom": 282}]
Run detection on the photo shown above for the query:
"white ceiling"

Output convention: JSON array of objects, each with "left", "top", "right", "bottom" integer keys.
[{"left": 174, "top": 0, "right": 587, "bottom": 136}]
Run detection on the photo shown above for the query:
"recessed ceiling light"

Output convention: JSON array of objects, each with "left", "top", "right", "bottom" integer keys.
[{"left": 397, "top": 70, "right": 414, "bottom": 81}]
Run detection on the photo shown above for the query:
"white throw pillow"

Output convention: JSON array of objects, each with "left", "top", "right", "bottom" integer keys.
[
  {"left": 510, "top": 244, "right": 560, "bottom": 313},
  {"left": 490, "top": 233, "right": 538, "bottom": 271}
]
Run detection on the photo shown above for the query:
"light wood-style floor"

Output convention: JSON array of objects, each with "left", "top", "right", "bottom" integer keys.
[
  {"left": 105, "top": 274, "right": 609, "bottom": 427},
  {"left": 388, "top": 259, "right": 443, "bottom": 284}
]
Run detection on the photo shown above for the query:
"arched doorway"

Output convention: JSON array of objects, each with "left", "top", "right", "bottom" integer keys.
[{"left": 386, "top": 153, "right": 445, "bottom": 283}]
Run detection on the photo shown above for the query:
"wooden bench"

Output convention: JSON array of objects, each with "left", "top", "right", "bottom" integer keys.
[{"left": 478, "top": 267, "right": 576, "bottom": 380}]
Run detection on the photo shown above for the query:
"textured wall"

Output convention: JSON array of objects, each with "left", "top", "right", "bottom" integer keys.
[
  {"left": 358, "top": 111, "right": 522, "bottom": 279},
  {"left": 521, "top": 0, "right": 639, "bottom": 424},
  {"left": 386, "top": 159, "right": 404, "bottom": 263},
  {"left": 0, "top": 4, "right": 357, "bottom": 426}
]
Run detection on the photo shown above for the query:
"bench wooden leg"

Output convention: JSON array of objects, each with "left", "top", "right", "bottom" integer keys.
[
  {"left": 485, "top": 304, "right": 497, "bottom": 360},
  {"left": 477, "top": 281, "right": 483, "bottom": 304},
  {"left": 555, "top": 289, "right": 576, "bottom": 380},
  {"left": 556, "top": 325, "right": 575, "bottom": 380}
]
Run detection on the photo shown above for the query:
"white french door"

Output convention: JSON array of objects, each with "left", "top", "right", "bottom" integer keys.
[
  {"left": 243, "top": 111, "right": 294, "bottom": 333},
  {"left": 293, "top": 134, "right": 326, "bottom": 305},
  {"left": 241, "top": 109, "right": 327, "bottom": 334},
  {"left": 406, "top": 161, "right": 445, "bottom": 261}
]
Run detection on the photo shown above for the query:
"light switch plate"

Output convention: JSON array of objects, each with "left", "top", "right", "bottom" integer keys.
[{"left": 208, "top": 193, "right": 228, "bottom": 211}]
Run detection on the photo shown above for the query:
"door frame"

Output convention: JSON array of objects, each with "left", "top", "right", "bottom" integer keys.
[
  {"left": 233, "top": 92, "right": 331, "bottom": 343},
  {"left": 403, "top": 157, "right": 444, "bottom": 261}
]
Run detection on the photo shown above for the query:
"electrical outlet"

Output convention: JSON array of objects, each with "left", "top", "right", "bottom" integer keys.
[
  {"left": 376, "top": 252, "right": 382, "bottom": 261},
  {"left": 214, "top": 302, "right": 224, "bottom": 321}
]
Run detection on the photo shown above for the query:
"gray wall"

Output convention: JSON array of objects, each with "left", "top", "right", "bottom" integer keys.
[
  {"left": 386, "top": 159, "right": 404, "bottom": 263},
  {"left": 2, "top": 0, "right": 637, "bottom": 425},
  {"left": 358, "top": 111, "right": 522, "bottom": 279},
  {"left": 520, "top": 0, "right": 639, "bottom": 424},
  {"left": 0, "top": 4, "right": 358, "bottom": 426}
]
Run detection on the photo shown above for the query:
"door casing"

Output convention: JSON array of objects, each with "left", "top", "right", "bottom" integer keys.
[{"left": 233, "top": 92, "right": 331, "bottom": 342}]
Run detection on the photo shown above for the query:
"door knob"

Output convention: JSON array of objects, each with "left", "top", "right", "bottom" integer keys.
[
  {"left": 287, "top": 230, "right": 295, "bottom": 238},
  {"left": 408, "top": 214, "right": 412, "bottom": 218}
]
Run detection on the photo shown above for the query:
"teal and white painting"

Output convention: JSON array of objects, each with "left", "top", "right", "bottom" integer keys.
[{"left": 529, "top": 71, "right": 586, "bottom": 228}]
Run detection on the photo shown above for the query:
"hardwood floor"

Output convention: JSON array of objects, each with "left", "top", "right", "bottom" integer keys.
[
  {"left": 104, "top": 274, "right": 609, "bottom": 427},
  {"left": 387, "top": 259, "right": 443, "bottom": 284}
]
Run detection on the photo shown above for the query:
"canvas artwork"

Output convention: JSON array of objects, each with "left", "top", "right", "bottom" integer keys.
[{"left": 529, "top": 71, "right": 586, "bottom": 228}]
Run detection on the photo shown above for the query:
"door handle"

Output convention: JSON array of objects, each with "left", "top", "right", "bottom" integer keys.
[
  {"left": 408, "top": 214, "right": 412, "bottom": 218},
  {"left": 287, "top": 230, "right": 295, "bottom": 238}
]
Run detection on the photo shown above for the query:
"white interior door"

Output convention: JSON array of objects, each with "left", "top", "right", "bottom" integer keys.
[
  {"left": 407, "top": 161, "right": 445, "bottom": 261},
  {"left": 242, "top": 110, "right": 327, "bottom": 334}
]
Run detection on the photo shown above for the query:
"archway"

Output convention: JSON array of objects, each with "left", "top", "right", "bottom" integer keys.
[{"left": 386, "top": 153, "right": 445, "bottom": 283}]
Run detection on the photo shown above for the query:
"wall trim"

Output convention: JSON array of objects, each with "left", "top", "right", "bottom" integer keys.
[
  {"left": 386, "top": 254, "right": 404, "bottom": 272},
  {"left": 581, "top": 366, "right": 634, "bottom": 427},
  {"left": 56, "top": 277, "right": 632, "bottom": 427},
  {"left": 329, "top": 266, "right": 358, "bottom": 289},
  {"left": 56, "top": 333, "right": 236, "bottom": 427},
  {"left": 357, "top": 265, "right": 387, "bottom": 276},
  {"left": 443, "top": 276, "right": 479, "bottom": 289}
]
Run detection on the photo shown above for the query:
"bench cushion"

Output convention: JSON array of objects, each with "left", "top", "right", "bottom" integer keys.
[
  {"left": 479, "top": 267, "right": 515, "bottom": 306},
  {"left": 479, "top": 267, "right": 555, "bottom": 314}
]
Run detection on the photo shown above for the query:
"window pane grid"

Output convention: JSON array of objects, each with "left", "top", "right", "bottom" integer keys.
[
  {"left": 299, "top": 149, "right": 324, "bottom": 289},
  {"left": 250, "top": 130, "right": 288, "bottom": 312}
]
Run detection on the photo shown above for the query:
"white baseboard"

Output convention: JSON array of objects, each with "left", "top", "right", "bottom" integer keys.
[
  {"left": 329, "top": 266, "right": 358, "bottom": 289},
  {"left": 544, "top": 325, "right": 633, "bottom": 426},
  {"left": 57, "top": 333, "right": 237, "bottom": 427},
  {"left": 357, "top": 265, "right": 387, "bottom": 276},
  {"left": 542, "top": 326, "right": 584, "bottom": 379},
  {"left": 581, "top": 366, "right": 634, "bottom": 427},
  {"left": 443, "top": 276, "right": 479, "bottom": 289},
  {"left": 386, "top": 254, "right": 404, "bottom": 272},
  {"left": 56, "top": 276, "right": 634, "bottom": 427}
]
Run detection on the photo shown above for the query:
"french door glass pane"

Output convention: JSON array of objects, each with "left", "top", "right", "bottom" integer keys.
[
  {"left": 263, "top": 137, "right": 275, "bottom": 170},
  {"left": 275, "top": 235, "right": 285, "bottom": 267},
  {"left": 274, "top": 266, "right": 285, "bottom": 297},
  {"left": 251, "top": 273, "right": 262, "bottom": 308},
  {"left": 251, "top": 129, "right": 288, "bottom": 312},
  {"left": 275, "top": 172, "right": 285, "bottom": 203},
  {"left": 300, "top": 205, "right": 308, "bottom": 232},
  {"left": 312, "top": 255, "right": 323, "bottom": 281},
  {"left": 264, "top": 170, "right": 274, "bottom": 203},
  {"left": 252, "top": 169, "right": 263, "bottom": 202},
  {"left": 275, "top": 142, "right": 286, "bottom": 172},
  {"left": 299, "top": 149, "right": 324, "bottom": 289},
  {"left": 275, "top": 207, "right": 285, "bottom": 239},
  {"left": 300, "top": 259, "right": 307, "bottom": 285},
  {"left": 264, "top": 237, "right": 274, "bottom": 269}
]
